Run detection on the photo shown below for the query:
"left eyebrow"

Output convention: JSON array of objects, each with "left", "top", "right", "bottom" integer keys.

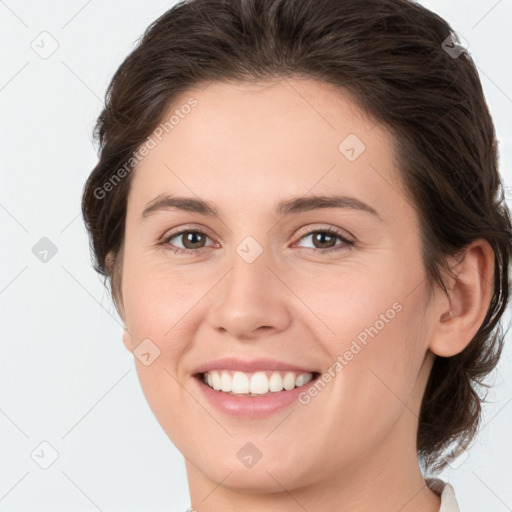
[
  {"left": 275, "top": 194, "right": 382, "bottom": 221},
  {"left": 141, "top": 193, "right": 382, "bottom": 221}
]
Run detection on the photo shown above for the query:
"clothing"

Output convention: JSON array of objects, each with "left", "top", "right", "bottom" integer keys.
[{"left": 426, "top": 477, "right": 460, "bottom": 512}]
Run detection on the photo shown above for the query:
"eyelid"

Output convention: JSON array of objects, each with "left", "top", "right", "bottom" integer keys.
[
  {"left": 162, "top": 223, "right": 354, "bottom": 242},
  {"left": 294, "top": 223, "right": 354, "bottom": 243},
  {"left": 162, "top": 223, "right": 216, "bottom": 241}
]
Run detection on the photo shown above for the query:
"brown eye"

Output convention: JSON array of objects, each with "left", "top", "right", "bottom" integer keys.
[
  {"left": 310, "top": 231, "right": 338, "bottom": 249},
  {"left": 296, "top": 228, "right": 354, "bottom": 255},
  {"left": 163, "top": 229, "right": 213, "bottom": 254},
  {"left": 179, "top": 231, "right": 207, "bottom": 249}
]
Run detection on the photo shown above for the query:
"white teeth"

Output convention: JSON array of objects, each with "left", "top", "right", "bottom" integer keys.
[
  {"left": 283, "top": 372, "right": 296, "bottom": 391},
  {"left": 220, "top": 371, "right": 232, "bottom": 392},
  {"left": 295, "top": 373, "right": 309, "bottom": 387},
  {"left": 269, "top": 372, "right": 284, "bottom": 392},
  {"left": 201, "top": 369, "right": 315, "bottom": 395},
  {"left": 211, "top": 371, "right": 222, "bottom": 391},
  {"left": 249, "top": 371, "right": 268, "bottom": 394},
  {"left": 232, "top": 371, "right": 250, "bottom": 394}
]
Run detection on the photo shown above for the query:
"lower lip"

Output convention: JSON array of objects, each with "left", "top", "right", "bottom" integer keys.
[{"left": 193, "top": 374, "right": 320, "bottom": 418}]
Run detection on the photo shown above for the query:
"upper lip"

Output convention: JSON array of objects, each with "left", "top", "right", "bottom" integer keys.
[{"left": 192, "top": 357, "right": 319, "bottom": 375}]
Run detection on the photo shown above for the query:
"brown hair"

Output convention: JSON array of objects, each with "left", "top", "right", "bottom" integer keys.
[{"left": 81, "top": 0, "right": 512, "bottom": 473}]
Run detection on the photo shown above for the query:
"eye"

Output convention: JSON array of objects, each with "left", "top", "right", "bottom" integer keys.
[
  {"left": 162, "top": 228, "right": 215, "bottom": 255},
  {"left": 161, "top": 226, "right": 354, "bottom": 256},
  {"left": 294, "top": 227, "right": 354, "bottom": 254}
]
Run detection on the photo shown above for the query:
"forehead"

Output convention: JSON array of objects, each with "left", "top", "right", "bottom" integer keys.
[{"left": 127, "top": 78, "right": 407, "bottom": 222}]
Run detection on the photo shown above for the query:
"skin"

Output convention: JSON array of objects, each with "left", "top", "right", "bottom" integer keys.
[{"left": 116, "top": 78, "right": 494, "bottom": 511}]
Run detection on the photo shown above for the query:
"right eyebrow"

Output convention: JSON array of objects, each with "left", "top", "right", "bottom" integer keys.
[{"left": 141, "top": 194, "right": 219, "bottom": 219}]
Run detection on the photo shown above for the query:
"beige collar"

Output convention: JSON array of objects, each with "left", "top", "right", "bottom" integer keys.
[{"left": 425, "top": 477, "right": 460, "bottom": 512}]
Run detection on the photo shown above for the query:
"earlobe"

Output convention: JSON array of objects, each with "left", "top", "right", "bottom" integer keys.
[{"left": 428, "top": 239, "right": 495, "bottom": 358}]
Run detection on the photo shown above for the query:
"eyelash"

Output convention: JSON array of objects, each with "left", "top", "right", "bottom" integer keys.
[{"left": 161, "top": 226, "right": 355, "bottom": 256}]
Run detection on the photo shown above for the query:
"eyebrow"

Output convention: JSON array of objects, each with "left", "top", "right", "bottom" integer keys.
[{"left": 141, "top": 193, "right": 382, "bottom": 221}]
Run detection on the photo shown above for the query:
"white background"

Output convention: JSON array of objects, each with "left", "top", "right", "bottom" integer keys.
[{"left": 0, "top": 1, "right": 511, "bottom": 510}]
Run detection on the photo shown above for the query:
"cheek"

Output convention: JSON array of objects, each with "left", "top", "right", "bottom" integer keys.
[
  {"left": 311, "top": 257, "right": 428, "bottom": 426},
  {"left": 121, "top": 259, "right": 197, "bottom": 440},
  {"left": 122, "top": 252, "right": 207, "bottom": 336}
]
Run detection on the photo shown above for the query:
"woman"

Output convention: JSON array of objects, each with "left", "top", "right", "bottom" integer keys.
[{"left": 82, "top": 0, "right": 511, "bottom": 510}]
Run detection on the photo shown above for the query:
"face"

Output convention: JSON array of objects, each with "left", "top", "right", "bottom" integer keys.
[{"left": 120, "top": 78, "right": 437, "bottom": 493}]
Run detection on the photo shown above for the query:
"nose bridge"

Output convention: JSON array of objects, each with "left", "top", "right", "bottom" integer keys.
[
  {"left": 225, "top": 235, "right": 276, "bottom": 308},
  {"left": 207, "top": 234, "right": 291, "bottom": 338}
]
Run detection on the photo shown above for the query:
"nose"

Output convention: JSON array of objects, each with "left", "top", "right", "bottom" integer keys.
[{"left": 206, "top": 244, "right": 292, "bottom": 341}]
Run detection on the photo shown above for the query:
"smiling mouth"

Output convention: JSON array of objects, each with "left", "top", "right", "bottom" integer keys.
[{"left": 195, "top": 369, "right": 321, "bottom": 396}]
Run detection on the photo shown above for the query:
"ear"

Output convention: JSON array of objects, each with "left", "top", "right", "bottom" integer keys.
[
  {"left": 123, "top": 328, "right": 133, "bottom": 353},
  {"left": 429, "top": 239, "right": 495, "bottom": 357}
]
